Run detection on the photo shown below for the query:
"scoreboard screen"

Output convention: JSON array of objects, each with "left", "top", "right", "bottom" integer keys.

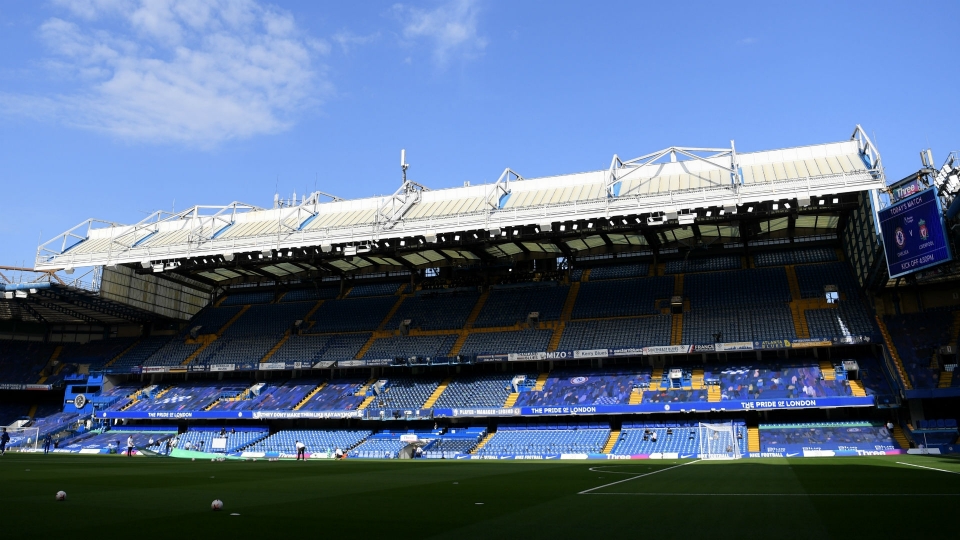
[{"left": 878, "top": 188, "right": 952, "bottom": 279}]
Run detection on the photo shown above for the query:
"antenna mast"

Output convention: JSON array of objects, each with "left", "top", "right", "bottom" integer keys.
[{"left": 401, "top": 149, "right": 409, "bottom": 184}]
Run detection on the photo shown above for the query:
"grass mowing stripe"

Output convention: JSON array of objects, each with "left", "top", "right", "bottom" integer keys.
[
  {"left": 577, "top": 459, "right": 699, "bottom": 494},
  {"left": 896, "top": 461, "right": 960, "bottom": 475}
]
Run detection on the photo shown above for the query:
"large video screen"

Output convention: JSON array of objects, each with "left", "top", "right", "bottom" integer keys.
[{"left": 878, "top": 187, "right": 952, "bottom": 279}]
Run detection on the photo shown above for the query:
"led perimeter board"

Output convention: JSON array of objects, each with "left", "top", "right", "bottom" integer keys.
[{"left": 878, "top": 187, "right": 952, "bottom": 279}]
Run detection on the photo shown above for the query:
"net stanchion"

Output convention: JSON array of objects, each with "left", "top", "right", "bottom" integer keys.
[{"left": 698, "top": 422, "right": 741, "bottom": 460}]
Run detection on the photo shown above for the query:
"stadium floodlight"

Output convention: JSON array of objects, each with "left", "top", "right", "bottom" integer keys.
[
  {"left": 747, "top": 206, "right": 754, "bottom": 213},
  {"left": 152, "top": 264, "right": 164, "bottom": 273},
  {"left": 678, "top": 214, "right": 696, "bottom": 225},
  {"left": 488, "top": 228, "right": 500, "bottom": 237},
  {"left": 141, "top": 260, "right": 151, "bottom": 269},
  {"left": 832, "top": 198, "right": 839, "bottom": 204},
  {"left": 587, "top": 222, "right": 594, "bottom": 228},
  {"left": 15, "top": 290, "right": 27, "bottom": 298},
  {"left": 425, "top": 235, "right": 437, "bottom": 243},
  {"left": 223, "top": 253, "right": 235, "bottom": 262},
  {"left": 4, "top": 292, "right": 13, "bottom": 299},
  {"left": 261, "top": 249, "right": 272, "bottom": 258},
  {"left": 64, "top": 267, "right": 74, "bottom": 274},
  {"left": 320, "top": 244, "right": 332, "bottom": 253},
  {"left": 784, "top": 202, "right": 791, "bottom": 209},
  {"left": 798, "top": 197, "right": 811, "bottom": 207}
]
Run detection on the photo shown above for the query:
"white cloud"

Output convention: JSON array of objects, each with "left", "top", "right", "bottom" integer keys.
[
  {"left": 1, "top": 0, "right": 326, "bottom": 146},
  {"left": 392, "top": 0, "right": 486, "bottom": 65},
  {"left": 332, "top": 30, "right": 380, "bottom": 54}
]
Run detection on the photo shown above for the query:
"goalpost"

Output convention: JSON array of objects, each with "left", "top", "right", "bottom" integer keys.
[
  {"left": 698, "top": 422, "right": 741, "bottom": 460},
  {"left": 4, "top": 427, "right": 41, "bottom": 453}
]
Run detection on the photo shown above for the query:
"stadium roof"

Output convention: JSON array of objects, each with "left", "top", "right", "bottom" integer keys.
[
  {"left": 34, "top": 126, "right": 885, "bottom": 286},
  {"left": 1, "top": 268, "right": 163, "bottom": 325}
]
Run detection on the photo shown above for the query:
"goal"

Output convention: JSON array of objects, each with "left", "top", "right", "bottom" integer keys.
[
  {"left": 698, "top": 422, "right": 741, "bottom": 460},
  {"left": 4, "top": 427, "right": 40, "bottom": 453}
]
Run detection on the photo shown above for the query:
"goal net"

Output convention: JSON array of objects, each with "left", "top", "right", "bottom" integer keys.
[
  {"left": 698, "top": 422, "right": 741, "bottom": 460},
  {"left": 3, "top": 427, "right": 40, "bottom": 453}
]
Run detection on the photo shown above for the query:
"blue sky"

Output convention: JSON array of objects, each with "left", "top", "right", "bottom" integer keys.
[{"left": 1, "top": 0, "right": 957, "bottom": 271}]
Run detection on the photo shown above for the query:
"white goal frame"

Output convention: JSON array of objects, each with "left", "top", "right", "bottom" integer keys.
[
  {"left": 3, "top": 427, "right": 41, "bottom": 453},
  {"left": 698, "top": 422, "right": 741, "bottom": 460}
]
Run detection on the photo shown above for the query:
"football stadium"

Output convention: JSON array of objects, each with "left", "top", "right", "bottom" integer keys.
[{"left": 3, "top": 126, "right": 960, "bottom": 535}]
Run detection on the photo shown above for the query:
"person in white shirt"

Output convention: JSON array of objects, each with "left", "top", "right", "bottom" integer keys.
[
  {"left": 126, "top": 436, "right": 134, "bottom": 457},
  {"left": 295, "top": 440, "right": 306, "bottom": 461}
]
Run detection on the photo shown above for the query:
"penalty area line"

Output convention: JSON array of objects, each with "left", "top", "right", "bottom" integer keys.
[
  {"left": 578, "top": 460, "right": 700, "bottom": 495},
  {"left": 896, "top": 461, "right": 960, "bottom": 475}
]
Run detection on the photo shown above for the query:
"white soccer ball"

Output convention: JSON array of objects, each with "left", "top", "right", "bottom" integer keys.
[
  {"left": 191, "top": 458, "right": 195, "bottom": 461},
  {"left": 56, "top": 491, "right": 66, "bottom": 501},
  {"left": 211, "top": 499, "right": 223, "bottom": 511}
]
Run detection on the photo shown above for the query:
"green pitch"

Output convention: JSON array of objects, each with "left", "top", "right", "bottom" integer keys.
[{"left": 3, "top": 454, "right": 959, "bottom": 538}]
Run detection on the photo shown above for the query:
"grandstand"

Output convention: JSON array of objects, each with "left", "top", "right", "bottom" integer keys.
[{"left": 1, "top": 126, "right": 959, "bottom": 469}]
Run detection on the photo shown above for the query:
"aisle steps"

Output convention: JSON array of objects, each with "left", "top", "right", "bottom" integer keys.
[
  {"left": 747, "top": 427, "right": 760, "bottom": 452},
  {"left": 293, "top": 382, "right": 328, "bottom": 411},
  {"left": 602, "top": 429, "right": 621, "bottom": 454},
  {"left": 422, "top": 377, "right": 451, "bottom": 408},
  {"left": 470, "top": 432, "right": 496, "bottom": 454}
]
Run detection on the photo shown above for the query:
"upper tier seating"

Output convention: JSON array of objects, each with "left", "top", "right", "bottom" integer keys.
[
  {"left": 433, "top": 374, "right": 525, "bottom": 408},
  {"left": 0, "top": 403, "right": 30, "bottom": 426},
  {"left": 368, "top": 377, "right": 442, "bottom": 410},
  {"left": 365, "top": 335, "right": 459, "bottom": 360},
  {"left": 346, "top": 283, "right": 400, "bottom": 298},
  {"left": 271, "top": 333, "right": 370, "bottom": 364},
  {"left": 474, "top": 283, "right": 568, "bottom": 327},
  {"left": 707, "top": 364, "right": 852, "bottom": 400},
  {"left": 684, "top": 268, "right": 791, "bottom": 308},
  {"left": 387, "top": 290, "right": 479, "bottom": 331},
  {"left": 806, "top": 304, "right": 877, "bottom": 338},
  {"left": 754, "top": 248, "right": 838, "bottom": 267},
  {"left": 298, "top": 378, "right": 367, "bottom": 411},
  {"left": 220, "top": 290, "right": 274, "bottom": 306},
  {"left": 476, "top": 425, "right": 609, "bottom": 456},
  {"left": 0, "top": 341, "right": 57, "bottom": 383},
  {"left": 280, "top": 287, "right": 339, "bottom": 302},
  {"left": 57, "top": 338, "right": 137, "bottom": 371},
  {"left": 310, "top": 297, "right": 398, "bottom": 332},
  {"left": 558, "top": 316, "right": 671, "bottom": 350},
  {"left": 573, "top": 276, "right": 673, "bottom": 318},
  {"left": 125, "top": 381, "right": 249, "bottom": 412},
  {"left": 885, "top": 311, "right": 955, "bottom": 388},
  {"left": 198, "top": 302, "right": 315, "bottom": 365},
  {"left": 665, "top": 255, "right": 741, "bottom": 274},
  {"left": 143, "top": 306, "right": 244, "bottom": 366},
  {"left": 458, "top": 330, "right": 553, "bottom": 355},
  {"left": 109, "top": 336, "right": 173, "bottom": 371},
  {"left": 245, "top": 429, "right": 371, "bottom": 454},
  {"left": 208, "top": 380, "right": 314, "bottom": 411},
  {"left": 795, "top": 262, "right": 861, "bottom": 297},
  {"left": 683, "top": 305, "right": 796, "bottom": 344},
  {"left": 515, "top": 368, "right": 640, "bottom": 407},
  {"left": 589, "top": 263, "right": 650, "bottom": 281}
]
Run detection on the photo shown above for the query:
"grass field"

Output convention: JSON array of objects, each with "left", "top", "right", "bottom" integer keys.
[{"left": 3, "top": 454, "right": 959, "bottom": 538}]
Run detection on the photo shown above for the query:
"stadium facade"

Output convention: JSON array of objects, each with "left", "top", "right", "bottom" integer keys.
[{"left": 2, "top": 126, "right": 960, "bottom": 460}]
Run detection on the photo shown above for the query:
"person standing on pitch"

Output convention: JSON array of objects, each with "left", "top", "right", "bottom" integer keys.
[
  {"left": 43, "top": 434, "right": 52, "bottom": 454},
  {"left": 295, "top": 440, "right": 306, "bottom": 461},
  {"left": 126, "top": 435, "right": 134, "bottom": 457},
  {"left": 0, "top": 428, "right": 9, "bottom": 455}
]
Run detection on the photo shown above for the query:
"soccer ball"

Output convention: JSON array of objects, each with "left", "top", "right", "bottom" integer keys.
[
  {"left": 211, "top": 499, "right": 223, "bottom": 511},
  {"left": 56, "top": 491, "right": 66, "bottom": 501}
]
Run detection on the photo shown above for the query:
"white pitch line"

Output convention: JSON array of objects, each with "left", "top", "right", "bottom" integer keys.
[
  {"left": 896, "top": 461, "right": 960, "bottom": 475},
  {"left": 578, "top": 460, "right": 700, "bottom": 495},
  {"left": 583, "top": 493, "right": 960, "bottom": 497}
]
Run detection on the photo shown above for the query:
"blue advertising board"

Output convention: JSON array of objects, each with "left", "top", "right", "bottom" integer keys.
[{"left": 878, "top": 188, "right": 952, "bottom": 278}]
